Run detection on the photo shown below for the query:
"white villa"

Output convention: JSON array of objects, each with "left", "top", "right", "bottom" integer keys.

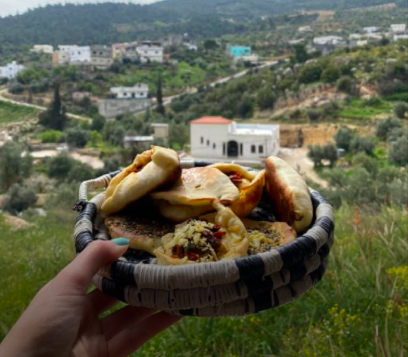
[
  {"left": 190, "top": 117, "right": 279, "bottom": 164},
  {"left": 31, "top": 45, "right": 54, "bottom": 54},
  {"left": 0, "top": 61, "right": 25, "bottom": 79},
  {"left": 363, "top": 27, "right": 379, "bottom": 34},
  {"left": 110, "top": 84, "right": 149, "bottom": 99},
  {"left": 313, "top": 36, "right": 343, "bottom": 45},
  {"left": 390, "top": 24, "right": 406, "bottom": 34},
  {"left": 136, "top": 41, "right": 164, "bottom": 63},
  {"left": 69, "top": 46, "right": 91, "bottom": 65}
]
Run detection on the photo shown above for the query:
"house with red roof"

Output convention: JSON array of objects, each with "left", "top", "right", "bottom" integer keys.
[{"left": 189, "top": 117, "right": 279, "bottom": 164}]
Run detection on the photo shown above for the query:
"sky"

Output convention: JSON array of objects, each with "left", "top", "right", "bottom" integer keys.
[{"left": 0, "top": 0, "right": 160, "bottom": 17}]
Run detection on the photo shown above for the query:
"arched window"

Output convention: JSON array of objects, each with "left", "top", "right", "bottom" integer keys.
[
  {"left": 251, "top": 145, "right": 256, "bottom": 153},
  {"left": 213, "top": 143, "right": 216, "bottom": 149},
  {"left": 240, "top": 144, "right": 243, "bottom": 155},
  {"left": 259, "top": 145, "right": 264, "bottom": 154},
  {"left": 201, "top": 137, "right": 204, "bottom": 144},
  {"left": 207, "top": 140, "right": 210, "bottom": 146}
]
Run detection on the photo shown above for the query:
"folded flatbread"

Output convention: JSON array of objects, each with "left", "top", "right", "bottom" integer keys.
[
  {"left": 264, "top": 156, "right": 313, "bottom": 233},
  {"left": 154, "top": 201, "right": 248, "bottom": 265},
  {"left": 151, "top": 167, "right": 240, "bottom": 222},
  {"left": 101, "top": 146, "right": 181, "bottom": 214},
  {"left": 209, "top": 163, "right": 265, "bottom": 217}
]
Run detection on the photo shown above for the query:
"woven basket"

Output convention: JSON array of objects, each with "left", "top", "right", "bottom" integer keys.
[{"left": 74, "top": 159, "right": 335, "bottom": 317}]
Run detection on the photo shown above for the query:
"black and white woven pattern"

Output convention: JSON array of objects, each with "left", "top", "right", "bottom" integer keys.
[{"left": 74, "top": 160, "right": 334, "bottom": 317}]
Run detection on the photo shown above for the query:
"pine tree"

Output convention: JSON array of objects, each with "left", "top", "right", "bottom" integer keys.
[
  {"left": 156, "top": 73, "right": 165, "bottom": 116},
  {"left": 39, "top": 82, "right": 68, "bottom": 130}
]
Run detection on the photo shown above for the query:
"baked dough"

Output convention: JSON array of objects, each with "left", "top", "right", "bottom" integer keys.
[
  {"left": 101, "top": 146, "right": 181, "bottom": 214},
  {"left": 264, "top": 156, "right": 313, "bottom": 233},
  {"left": 151, "top": 167, "right": 240, "bottom": 222},
  {"left": 154, "top": 200, "right": 248, "bottom": 265},
  {"left": 209, "top": 163, "right": 265, "bottom": 217}
]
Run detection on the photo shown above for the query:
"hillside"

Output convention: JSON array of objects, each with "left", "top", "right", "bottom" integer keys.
[{"left": 0, "top": 0, "right": 406, "bottom": 47}]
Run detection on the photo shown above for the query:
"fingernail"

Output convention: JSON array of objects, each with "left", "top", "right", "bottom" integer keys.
[{"left": 111, "top": 238, "right": 130, "bottom": 246}]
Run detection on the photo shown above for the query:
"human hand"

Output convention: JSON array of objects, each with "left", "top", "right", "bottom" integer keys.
[{"left": 0, "top": 239, "right": 181, "bottom": 357}]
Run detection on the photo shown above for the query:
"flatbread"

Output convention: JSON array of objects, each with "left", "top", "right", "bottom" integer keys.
[
  {"left": 150, "top": 167, "right": 239, "bottom": 222},
  {"left": 264, "top": 156, "right": 313, "bottom": 233},
  {"left": 101, "top": 146, "right": 181, "bottom": 214},
  {"left": 209, "top": 163, "right": 265, "bottom": 217},
  {"left": 154, "top": 200, "right": 248, "bottom": 265},
  {"left": 151, "top": 167, "right": 239, "bottom": 206}
]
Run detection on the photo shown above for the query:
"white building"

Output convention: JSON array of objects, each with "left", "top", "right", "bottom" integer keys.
[
  {"left": 69, "top": 46, "right": 91, "bottom": 65},
  {"left": 363, "top": 27, "right": 379, "bottom": 34},
  {"left": 31, "top": 45, "right": 54, "bottom": 54},
  {"left": 190, "top": 117, "right": 279, "bottom": 164},
  {"left": 313, "top": 36, "right": 343, "bottom": 45},
  {"left": 390, "top": 24, "right": 406, "bottom": 34},
  {"left": 0, "top": 61, "right": 25, "bottom": 79},
  {"left": 136, "top": 41, "right": 164, "bottom": 63},
  {"left": 110, "top": 84, "right": 149, "bottom": 99},
  {"left": 394, "top": 34, "right": 408, "bottom": 41}
]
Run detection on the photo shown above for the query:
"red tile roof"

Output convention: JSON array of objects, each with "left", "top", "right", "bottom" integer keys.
[{"left": 190, "top": 116, "right": 233, "bottom": 125}]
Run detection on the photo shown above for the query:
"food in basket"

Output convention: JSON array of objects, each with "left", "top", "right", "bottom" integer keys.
[
  {"left": 154, "top": 200, "right": 248, "bottom": 265},
  {"left": 101, "top": 146, "right": 181, "bottom": 214},
  {"left": 101, "top": 146, "right": 313, "bottom": 265},
  {"left": 265, "top": 156, "right": 313, "bottom": 233},
  {"left": 150, "top": 166, "right": 240, "bottom": 222},
  {"left": 208, "top": 163, "right": 265, "bottom": 218}
]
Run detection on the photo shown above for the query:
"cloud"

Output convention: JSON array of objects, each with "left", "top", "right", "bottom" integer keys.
[{"left": 0, "top": 0, "right": 160, "bottom": 17}]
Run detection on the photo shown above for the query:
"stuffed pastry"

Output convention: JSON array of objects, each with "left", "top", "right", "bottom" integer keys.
[
  {"left": 150, "top": 167, "right": 240, "bottom": 222},
  {"left": 154, "top": 201, "right": 248, "bottom": 265},
  {"left": 264, "top": 156, "right": 313, "bottom": 233},
  {"left": 101, "top": 146, "right": 181, "bottom": 214},
  {"left": 209, "top": 163, "right": 265, "bottom": 217}
]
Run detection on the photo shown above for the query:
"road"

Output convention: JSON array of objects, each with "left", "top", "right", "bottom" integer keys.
[
  {"left": 0, "top": 87, "right": 92, "bottom": 122},
  {"left": 0, "top": 59, "right": 282, "bottom": 118}
]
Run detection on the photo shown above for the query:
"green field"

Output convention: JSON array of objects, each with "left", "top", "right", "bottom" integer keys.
[
  {"left": 339, "top": 99, "right": 393, "bottom": 120},
  {"left": 0, "top": 101, "right": 39, "bottom": 124},
  {"left": 0, "top": 206, "right": 407, "bottom": 356}
]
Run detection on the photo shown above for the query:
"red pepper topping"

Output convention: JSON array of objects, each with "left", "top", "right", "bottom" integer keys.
[
  {"left": 228, "top": 172, "right": 243, "bottom": 185},
  {"left": 213, "top": 230, "right": 226, "bottom": 239},
  {"left": 187, "top": 251, "right": 199, "bottom": 261}
]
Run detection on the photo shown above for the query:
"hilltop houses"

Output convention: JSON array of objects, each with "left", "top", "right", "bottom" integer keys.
[
  {"left": 91, "top": 45, "right": 113, "bottom": 70},
  {"left": 0, "top": 61, "right": 25, "bottom": 79},
  {"left": 98, "top": 84, "right": 151, "bottom": 119},
  {"left": 190, "top": 117, "right": 279, "bottom": 164},
  {"left": 30, "top": 45, "right": 54, "bottom": 54},
  {"left": 136, "top": 41, "right": 164, "bottom": 63},
  {"left": 52, "top": 45, "right": 91, "bottom": 67},
  {"left": 312, "top": 36, "right": 344, "bottom": 55},
  {"left": 390, "top": 24, "right": 406, "bottom": 34}
]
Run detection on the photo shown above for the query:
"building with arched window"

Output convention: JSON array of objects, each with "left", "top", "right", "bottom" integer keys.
[{"left": 190, "top": 117, "right": 279, "bottom": 164}]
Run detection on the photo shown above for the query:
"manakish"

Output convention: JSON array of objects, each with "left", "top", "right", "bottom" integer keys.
[
  {"left": 101, "top": 146, "right": 181, "bottom": 214},
  {"left": 208, "top": 163, "right": 265, "bottom": 217},
  {"left": 150, "top": 167, "right": 240, "bottom": 222},
  {"left": 264, "top": 156, "right": 313, "bottom": 233},
  {"left": 154, "top": 200, "right": 248, "bottom": 265}
]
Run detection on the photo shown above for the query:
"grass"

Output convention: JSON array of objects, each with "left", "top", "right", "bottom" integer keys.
[
  {"left": 339, "top": 99, "right": 393, "bottom": 120},
  {"left": 0, "top": 101, "right": 39, "bottom": 124},
  {"left": 0, "top": 206, "right": 407, "bottom": 356}
]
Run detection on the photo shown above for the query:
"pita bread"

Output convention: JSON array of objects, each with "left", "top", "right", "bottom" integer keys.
[
  {"left": 264, "top": 156, "right": 313, "bottom": 233},
  {"left": 209, "top": 163, "right": 265, "bottom": 217},
  {"left": 154, "top": 200, "right": 248, "bottom": 265}
]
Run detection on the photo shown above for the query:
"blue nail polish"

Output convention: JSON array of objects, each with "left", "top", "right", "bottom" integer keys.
[{"left": 111, "top": 238, "right": 130, "bottom": 246}]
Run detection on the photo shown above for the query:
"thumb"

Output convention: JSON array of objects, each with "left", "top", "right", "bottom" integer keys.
[{"left": 56, "top": 239, "right": 129, "bottom": 295}]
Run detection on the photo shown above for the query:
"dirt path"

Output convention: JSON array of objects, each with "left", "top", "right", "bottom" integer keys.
[
  {"left": 280, "top": 147, "right": 327, "bottom": 187},
  {"left": 0, "top": 87, "right": 91, "bottom": 122}
]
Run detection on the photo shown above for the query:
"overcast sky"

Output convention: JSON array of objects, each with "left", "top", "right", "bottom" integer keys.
[{"left": 0, "top": 0, "right": 160, "bottom": 17}]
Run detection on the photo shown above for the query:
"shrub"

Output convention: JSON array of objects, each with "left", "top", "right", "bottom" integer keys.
[
  {"left": 336, "top": 76, "right": 354, "bottom": 94},
  {"left": 334, "top": 127, "right": 354, "bottom": 151},
  {"left": 66, "top": 162, "right": 95, "bottom": 183},
  {"left": 307, "top": 109, "right": 321, "bottom": 122},
  {"left": 3, "top": 184, "right": 37, "bottom": 215},
  {"left": 321, "top": 66, "right": 341, "bottom": 83},
  {"left": 349, "top": 136, "right": 376, "bottom": 155},
  {"left": 256, "top": 87, "right": 277, "bottom": 110},
  {"left": 389, "top": 133, "right": 408, "bottom": 166},
  {"left": 65, "top": 128, "right": 90, "bottom": 148},
  {"left": 47, "top": 152, "right": 74, "bottom": 180},
  {"left": 37, "top": 130, "right": 63, "bottom": 143},
  {"left": 394, "top": 102, "right": 408, "bottom": 119},
  {"left": 298, "top": 63, "right": 323, "bottom": 84},
  {"left": 308, "top": 143, "right": 338, "bottom": 167},
  {"left": 375, "top": 118, "right": 402, "bottom": 140}
]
